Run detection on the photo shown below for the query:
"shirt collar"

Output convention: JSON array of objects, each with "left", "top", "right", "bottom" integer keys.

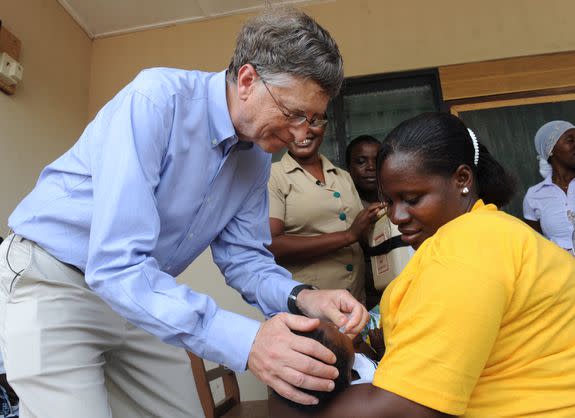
[
  {"left": 532, "top": 175, "right": 554, "bottom": 192},
  {"left": 320, "top": 154, "right": 338, "bottom": 173},
  {"left": 207, "top": 70, "right": 252, "bottom": 150},
  {"left": 470, "top": 198, "right": 497, "bottom": 212},
  {"left": 279, "top": 152, "right": 338, "bottom": 174}
]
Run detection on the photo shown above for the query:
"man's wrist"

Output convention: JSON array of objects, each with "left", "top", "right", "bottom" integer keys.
[{"left": 287, "top": 284, "right": 318, "bottom": 315}]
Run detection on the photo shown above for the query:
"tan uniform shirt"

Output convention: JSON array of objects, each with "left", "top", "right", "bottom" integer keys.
[{"left": 268, "top": 152, "right": 365, "bottom": 302}]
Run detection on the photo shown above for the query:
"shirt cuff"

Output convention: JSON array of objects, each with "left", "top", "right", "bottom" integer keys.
[
  {"left": 200, "top": 308, "right": 262, "bottom": 372},
  {"left": 272, "top": 277, "right": 303, "bottom": 314},
  {"left": 211, "top": 277, "right": 303, "bottom": 370}
]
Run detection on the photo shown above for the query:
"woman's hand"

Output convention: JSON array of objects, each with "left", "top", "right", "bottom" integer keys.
[{"left": 347, "top": 203, "right": 384, "bottom": 244}]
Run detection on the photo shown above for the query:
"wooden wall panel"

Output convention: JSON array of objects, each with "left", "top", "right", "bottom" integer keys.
[{"left": 439, "top": 51, "right": 575, "bottom": 101}]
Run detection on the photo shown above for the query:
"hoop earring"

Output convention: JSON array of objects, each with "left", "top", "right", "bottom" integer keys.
[{"left": 462, "top": 187, "right": 470, "bottom": 195}]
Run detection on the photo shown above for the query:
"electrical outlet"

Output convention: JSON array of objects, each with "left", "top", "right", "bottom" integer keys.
[
  {"left": 210, "top": 379, "right": 225, "bottom": 402},
  {"left": 0, "top": 52, "right": 23, "bottom": 86}
]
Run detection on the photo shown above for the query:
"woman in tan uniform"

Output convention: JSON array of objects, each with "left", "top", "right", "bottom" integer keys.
[{"left": 267, "top": 124, "right": 382, "bottom": 303}]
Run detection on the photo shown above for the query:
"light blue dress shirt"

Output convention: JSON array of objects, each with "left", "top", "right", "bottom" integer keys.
[{"left": 9, "top": 68, "right": 301, "bottom": 371}]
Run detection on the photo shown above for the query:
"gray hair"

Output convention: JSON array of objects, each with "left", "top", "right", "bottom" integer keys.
[{"left": 227, "top": 7, "right": 344, "bottom": 98}]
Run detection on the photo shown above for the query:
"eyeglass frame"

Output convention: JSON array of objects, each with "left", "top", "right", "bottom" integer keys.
[{"left": 259, "top": 78, "right": 329, "bottom": 129}]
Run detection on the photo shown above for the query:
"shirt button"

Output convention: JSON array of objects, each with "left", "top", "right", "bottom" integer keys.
[
  {"left": 333, "top": 192, "right": 341, "bottom": 198},
  {"left": 212, "top": 139, "right": 218, "bottom": 145},
  {"left": 346, "top": 264, "right": 353, "bottom": 272},
  {"left": 188, "top": 232, "right": 194, "bottom": 239},
  {"left": 339, "top": 212, "right": 347, "bottom": 221}
]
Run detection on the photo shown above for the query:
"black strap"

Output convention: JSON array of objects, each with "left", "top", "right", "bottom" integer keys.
[{"left": 365, "top": 235, "right": 409, "bottom": 257}]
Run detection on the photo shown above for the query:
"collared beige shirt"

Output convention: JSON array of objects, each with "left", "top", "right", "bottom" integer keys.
[{"left": 268, "top": 152, "right": 365, "bottom": 302}]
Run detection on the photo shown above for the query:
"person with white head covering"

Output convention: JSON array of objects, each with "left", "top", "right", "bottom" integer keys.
[{"left": 523, "top": 120, "right": 575, "bottom": 253}]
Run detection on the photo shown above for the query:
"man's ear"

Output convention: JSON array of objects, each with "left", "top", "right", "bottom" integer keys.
[
  {"left": 453, "top": 164, "right": 474, "bottom": 189},
  {"left": 236, "top": 63, "right": 259, "bottom": 101}
]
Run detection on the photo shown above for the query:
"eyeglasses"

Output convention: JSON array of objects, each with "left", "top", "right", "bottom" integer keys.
[{"left": 261, "top": 79, "right": 328, "bottom": 128}]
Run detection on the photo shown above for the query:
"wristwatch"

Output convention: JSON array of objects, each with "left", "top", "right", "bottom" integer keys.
[{"left": 287, "top": 284, "right": 318, "bottom": 316}]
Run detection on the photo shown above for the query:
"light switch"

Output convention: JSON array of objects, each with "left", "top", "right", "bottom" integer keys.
[{"left": 0, "top": 52, "right": 23, "bottom": 86}]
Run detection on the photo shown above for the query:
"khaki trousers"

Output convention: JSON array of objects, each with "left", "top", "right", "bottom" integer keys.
[{"left": 0, "top": 235, "right": 203, "bottom": 418}]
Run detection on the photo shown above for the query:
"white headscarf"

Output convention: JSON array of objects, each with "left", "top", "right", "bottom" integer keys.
[{"left": 534, "top": 120, "right": 575, "bottom": 178}]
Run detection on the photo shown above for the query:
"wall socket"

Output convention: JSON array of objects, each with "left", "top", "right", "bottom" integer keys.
[{"left": 0, "top": 52, "right": 23, "bottom": 86}]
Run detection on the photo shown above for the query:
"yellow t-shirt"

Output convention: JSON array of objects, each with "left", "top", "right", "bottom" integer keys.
[{"left": 373, "top": 200, "right": 575, "bottom": 417}]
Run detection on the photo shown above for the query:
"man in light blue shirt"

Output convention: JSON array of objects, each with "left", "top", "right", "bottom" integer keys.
[{"left": 0, "top": 7, "right": 368, "bottom": 418}]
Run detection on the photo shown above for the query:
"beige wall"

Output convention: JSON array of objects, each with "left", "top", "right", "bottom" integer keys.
[
  {"left": 89, "top": 0, "right": 575, "bottom": 115},
  {"left": 0, "top": 0, "right": 91, "bottom": 236}
]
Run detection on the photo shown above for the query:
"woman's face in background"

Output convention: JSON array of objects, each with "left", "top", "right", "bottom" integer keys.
[
  {"left": 348, "top": 142, "right": 380, "bottom": 195},
  {"left": 377, "top": 151, "right": 470, "bottom": 249},
  {"left": 551, "top": 128, "right": 575, "bottom": 170},
  {"left": 286, "top": 124, "right": 326, "bottom": 161}
]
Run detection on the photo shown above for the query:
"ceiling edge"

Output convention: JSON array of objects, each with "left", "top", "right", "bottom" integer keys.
[
  {"left": 93, "top": 4, "right": 270, "bottom": 39},
  {"left": 94, "top": 15, "right": 207, "bottom": 39},
  {"left": 60, "top": 0, "right": 334, "bottom": 40},
  {"left": 56, "top": 0, "right": 95, "bottom": 39}
]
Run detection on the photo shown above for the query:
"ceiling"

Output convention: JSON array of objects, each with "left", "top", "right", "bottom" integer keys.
[{"left": 57, "top": 0, "right": 326, "bottom": 39}]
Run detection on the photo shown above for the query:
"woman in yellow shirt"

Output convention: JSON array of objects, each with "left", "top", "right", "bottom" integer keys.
[{"left": 316, "top": 112, "right": 575, "bottom": 417}]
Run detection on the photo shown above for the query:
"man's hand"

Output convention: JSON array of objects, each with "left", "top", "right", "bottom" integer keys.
[
  {"left": 248, "top": 313, "right": 338, "bottom": 405},
  {"left": 297, "top": 289, "right": 369, "bottom": 337}
]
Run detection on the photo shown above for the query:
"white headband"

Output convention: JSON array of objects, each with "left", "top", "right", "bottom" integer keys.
[{"left": 468, "top": 129, "right": 479, "bottom": 166}]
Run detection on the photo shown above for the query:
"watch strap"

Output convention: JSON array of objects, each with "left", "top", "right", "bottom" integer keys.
[{"left": 287, "top": 284, "right": 317, "bottom": 316}]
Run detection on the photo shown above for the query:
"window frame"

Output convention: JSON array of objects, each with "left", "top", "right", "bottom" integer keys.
[{"left": 328, "top": 68, "right": 444, "bottom": 165}]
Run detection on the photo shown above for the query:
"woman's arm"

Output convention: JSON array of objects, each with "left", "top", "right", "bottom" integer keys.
[
  {"left": 522, "top": 191, "right": 542, "bottom": 234},
  {"left": 268, "top": 204, "right": 381, "bottom": 264},
  {"left": 315, "top": 384, "right": 453, "bottom": 418},
  {"left": 523, "top": 219, "right": 543, "bottom": 234}
]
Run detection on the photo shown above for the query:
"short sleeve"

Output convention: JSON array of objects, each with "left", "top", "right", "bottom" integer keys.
[
  {"left": 373, "top": 255, "right": 509, "bottom": 415},
  {"left": 268, "top": 165, "right": 287, "bottom": 221},
  {"left": 522, "top": 189, "right": 539, "bottom": 221}
]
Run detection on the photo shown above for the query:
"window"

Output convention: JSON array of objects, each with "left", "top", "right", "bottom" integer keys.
[
  {"left": 273, "top": 69, "right": 443, "bottom": 167},
  {"left": 441, "top": 51, "right": 575, "bottom": 216},
  {"left": 453, "top": 94, "right": 575, "bottom": 217},
  {"left": 323, "top": 69, "right": 442, "bottom": 167}
]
